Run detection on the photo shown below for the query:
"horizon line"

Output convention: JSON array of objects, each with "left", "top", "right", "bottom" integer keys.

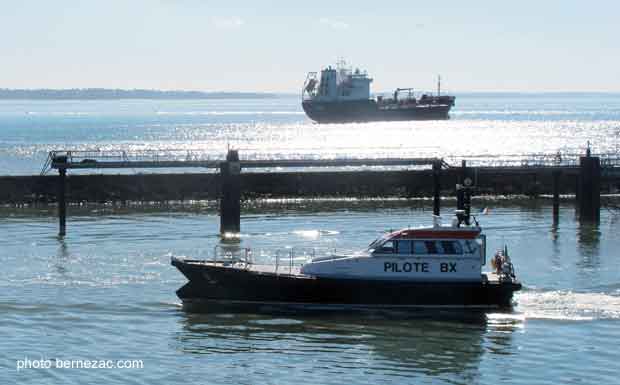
[{"left": 0, "top": 88, "right": 619, "bottom": 100}]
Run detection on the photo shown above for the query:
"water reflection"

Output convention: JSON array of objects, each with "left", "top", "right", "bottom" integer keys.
[
  {"left": 550, "top": 218, "right": 559, "bottom": 243},
  {"left": 549, "top": 215, "right": 562, "bottom": 270},
  {"left": 576, "top": 220, "right": 601, "bottom": 286},
  {"left": 174, "top": 310, "right": 518, "bottom": 379},
  {"left": 53, "top": 238, "right": 71, "bottom": 277},
  {"left": 577, "top": 221, "right": 600, "bottom": 262}
]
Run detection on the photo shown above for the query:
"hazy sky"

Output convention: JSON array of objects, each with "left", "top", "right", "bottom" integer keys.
[{"left": 1, "top": 0, "right": 618, "bottom": 92}]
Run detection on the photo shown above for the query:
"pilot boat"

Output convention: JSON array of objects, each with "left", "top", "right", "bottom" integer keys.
[{"left": 171, "top": 213, "right": 522, "bottom": 312}]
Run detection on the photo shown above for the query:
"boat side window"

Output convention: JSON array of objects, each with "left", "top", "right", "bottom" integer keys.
[
  {"left": 412, "top": 241, "right": 427, "bottom": 254},
  {"left": 377, "top": 240, "right": 396, "bottom": 254},
  {"left": 465, "top": 240, "right": 478, "bottom": 254},
  {"left": 424, "top": 241, "right": 438, "bottom": 254},
  {"left": 397, "top": 240, "right": 412, "bottom": 255},
  {"left": 435, "top": 241, "right": 445, "bottom": 254},
  {"left": 440, "top": 241, "right": 463, "bottom": 255},
  {"left": 454, "top": 241, "right": 464, "bottom": 254}
]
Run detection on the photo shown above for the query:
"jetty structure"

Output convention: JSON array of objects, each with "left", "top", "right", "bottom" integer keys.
[{"left": 0, "top": 146, "right": 612, "bottom": 236}]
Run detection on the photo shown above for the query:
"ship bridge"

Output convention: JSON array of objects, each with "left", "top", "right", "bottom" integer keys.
[{"left": 303, "top": 62, "right": 372, "bottom": 102}]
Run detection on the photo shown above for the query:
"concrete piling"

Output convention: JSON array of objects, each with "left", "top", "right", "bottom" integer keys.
[
  {"left": 578, "top": 154, "right": 600, "bottom": 221},
  {"left": 456, "top": 185, "right": 465, "bottom": 211},
  {"left": 454, "top": 159, "right": 474, "bottom": 226},
  {"left": 58, "top": 168, "right": 67, "bottom": 237},
  {"left": 219, "top": 150, "right": 241, "bottom": 235},
  {"left": 575, "top": 175, "right": 580, "bottom": 203},
  {"left": 552, "top": 170, "right": 561, "bottom": 220},
  {"left": 455, "top": 184, "right": 473, "bottom": 226},
  {"left": 432, "top": 161, "right": 441, "bottom": 216},
  {"left": 53, "top": 154, "right": 69, "bottom": 237}
]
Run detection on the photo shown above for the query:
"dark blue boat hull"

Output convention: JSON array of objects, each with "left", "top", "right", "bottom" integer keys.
[
  {"left": 302, "top": 100, "right": 452, "bottom": 123},
  {"left": 172, "top": 259, "right": 521, "bottom": 312}
]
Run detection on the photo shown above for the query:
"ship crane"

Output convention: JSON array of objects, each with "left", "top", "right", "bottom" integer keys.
[{"left": 394, "top": 88, "right": 415, "bottom": 101}]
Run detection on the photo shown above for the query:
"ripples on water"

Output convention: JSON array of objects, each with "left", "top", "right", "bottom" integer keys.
[
  {"left": 1, "top": 95, "right": 620, "bottom": 383},
  {"left": 1, "top": 94, "right": 619, "bottom": 174},
  {"left": 1, "top": 201, "right": 619, "bottom": 384}
]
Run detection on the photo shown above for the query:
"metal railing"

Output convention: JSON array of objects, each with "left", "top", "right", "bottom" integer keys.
[
  {"left": 40, "top": 148, "right": 620, "bottom": 176},
  {"left": 211, "top": 245, "right": 253, "bottom": 267},
  {"left": 40, "top": 148, "right": 445, "bottom": 174},
  {"left": 274, "top": 247, "right": 319, "bottom": 275},
  {"left": 48, "top": 149, "right": 221, "bottom": 163},
  {"left": 209, "top": 245, "right": 354, "bottom": 275},
  {"left": 41, "top": 149, "right": 223, "bottom": 174},
  {"left": 445, "top": 152, "right": 620, "bottom": 169}
]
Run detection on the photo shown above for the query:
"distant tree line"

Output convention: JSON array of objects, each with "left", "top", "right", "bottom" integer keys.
[{"left": 0, "top": 88, "right": 279, "bottom": 100}]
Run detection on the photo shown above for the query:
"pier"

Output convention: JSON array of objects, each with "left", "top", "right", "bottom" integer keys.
[{"left": 1, "top": 149, "right": 619, "bottom": 236}]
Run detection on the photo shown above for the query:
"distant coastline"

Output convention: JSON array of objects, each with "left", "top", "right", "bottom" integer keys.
[
  {"left": 0, "top": 88, "right": 280, "bottom": 100},
  {"left": 0, "top": 88, "right": 617, "bottom": 100}
]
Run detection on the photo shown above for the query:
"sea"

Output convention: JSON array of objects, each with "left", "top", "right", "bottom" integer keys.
[{"left": 1, "top": 93, "right": 620, "bottom": 384}]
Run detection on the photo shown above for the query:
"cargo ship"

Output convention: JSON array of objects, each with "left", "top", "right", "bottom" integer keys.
[{"left": 301, "top": 62, "right": 456, "bottom": 123}]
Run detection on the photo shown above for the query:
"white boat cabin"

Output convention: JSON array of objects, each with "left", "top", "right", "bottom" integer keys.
[
  {"left": 300, "top": 224, "right": 487, "bottom": 282},
  {"left": 303, "top": 63, "right": 373, "bottom": 103}
]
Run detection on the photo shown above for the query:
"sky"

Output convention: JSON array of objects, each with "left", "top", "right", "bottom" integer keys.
[{"left": 1, "top": 0, "right": 619, "bottom": 93}]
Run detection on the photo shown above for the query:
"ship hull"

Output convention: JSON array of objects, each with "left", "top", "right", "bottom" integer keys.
[
  {"left": 172, "top": 259, "right": 521, "bottom": 313},
  {"left": 302, "top": 100, "right": 452, "bottom": 123}
]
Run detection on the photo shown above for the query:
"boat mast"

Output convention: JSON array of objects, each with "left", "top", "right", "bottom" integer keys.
[{"left": 437, "top": 75, "right": 441, "bottom": 96}]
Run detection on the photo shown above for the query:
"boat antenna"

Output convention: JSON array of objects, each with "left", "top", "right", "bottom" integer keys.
[{"left": 336, "top": 58, "right": 347, "bottom": 70}]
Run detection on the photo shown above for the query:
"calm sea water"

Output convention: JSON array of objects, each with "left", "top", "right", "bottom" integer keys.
[
  {"left": 0, "top": 93, "right": 619, "bottom": 174},
  {"left": 1, "top": 95, "right": 620, "bottom": 384}
]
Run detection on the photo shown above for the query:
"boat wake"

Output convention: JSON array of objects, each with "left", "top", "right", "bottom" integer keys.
[{"left": 515, "top": 289, "right": 620, "bottom": 321}]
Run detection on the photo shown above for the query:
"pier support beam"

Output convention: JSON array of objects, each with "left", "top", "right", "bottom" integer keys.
[
  {"left": 455, "top": 160, "right": 473, "bottom": 225},
  {"left": 58, "top": 168, "right": 67, "bottom": 237},
  {"left": 432, "top": 161, "right": 441, "bottom": 216},
  {"left": 578, "top": 154, "right": 600, "bottom": 222},
  {"left": 219, "top": 150, "right": 241, "bottom": 235},
  {"left": 552, "top": 170, "right": 561, "bottom": 221}
]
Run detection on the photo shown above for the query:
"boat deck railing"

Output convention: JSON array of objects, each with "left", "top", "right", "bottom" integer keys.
[
  {"left": 210, "top": 245, "right": 254, "bottom": 266},
  {"left": 211, "top": 246, "right": 358, "bottom": 275}
]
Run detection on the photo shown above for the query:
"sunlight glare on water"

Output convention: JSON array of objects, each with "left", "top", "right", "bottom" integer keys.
[
  {"left": 1, "top": 94, "right": 619, "bottom": 174},
  {"left": 1, "top": 94, "right": 620, "bottom": 384}
]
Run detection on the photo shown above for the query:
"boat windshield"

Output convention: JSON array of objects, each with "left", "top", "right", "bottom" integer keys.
[{"left": 367, "top": 235, "right": 389, "bottom": 250}]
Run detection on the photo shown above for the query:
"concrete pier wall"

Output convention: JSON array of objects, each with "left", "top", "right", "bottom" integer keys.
[
  {"left": 0, "top": 174, "right": 219, "bottom": 204},
  {"left": 0, "top": 168, "right": 618, "bottom": 205}
]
